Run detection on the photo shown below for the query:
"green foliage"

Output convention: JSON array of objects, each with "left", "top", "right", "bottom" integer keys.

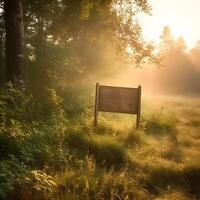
[
  {"left": 61, "top": 86, "right": 93, "bottom": 117},
  {"left": 0, "top": 83, "right": 65, "bottom": 125},
  {"left": 0, "top": 156, "right": 27, "bottom": 199},
  {"left": 0, "top": 86, "right": 68, "bottom": 198},
  {"left": 21, "top": 0, "right": 155, "bottom": 94}
]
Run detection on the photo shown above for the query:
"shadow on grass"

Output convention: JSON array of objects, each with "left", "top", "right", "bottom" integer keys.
[
  {"left": 185, "top": 119, "right": 200, "bottom": 127},
  {"left": 183, "top": 166, "right": 200, "bottom": 197},
  {"left": 66, "top": 131, "right": 128, "bottom": 169},
  {"left": 146, "top": 165, "right": 200, "bottom": 198},
  {"left": 161, "top": 145, "right": 183, "bottom": 163}
]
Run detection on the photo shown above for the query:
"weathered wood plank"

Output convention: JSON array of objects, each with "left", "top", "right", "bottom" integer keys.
[
  {"left": 98, "top": 85, "right": 139, "bottom": 114},
  {"left": 94, "top": 83, "right": 142, "bottom": 129}
]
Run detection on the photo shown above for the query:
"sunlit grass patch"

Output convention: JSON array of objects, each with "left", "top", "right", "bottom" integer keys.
[
  {"left": 153, "top": 189, "right": 191, "bottom": 200},
  {"left": 181, "top": 147, "right": 200, "bottom": 167},
  {"left": 96, "top": 113, "right": 137, "bottom": 131},
  {"left": 141, "top": 111, "right": 178, "bottom": 136},
  {"left": 120, "top": 129, "right": 146, "bottom": 147},
  {"left": 92, "top": 118, "right": 120, "bottom": 136},
  {"left": 178, "top": 133, "right": 200, "bottom": 150},
  {"left": 179, "top": 108, "right": 200, "bottom": 119},
  {"left": 55, "top": 166, "right": 150, "bottom": 200}
]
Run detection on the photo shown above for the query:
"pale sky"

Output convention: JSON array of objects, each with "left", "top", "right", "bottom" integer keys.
[{"left": 137, "top": 0, "right": 200, "bottom": 49}]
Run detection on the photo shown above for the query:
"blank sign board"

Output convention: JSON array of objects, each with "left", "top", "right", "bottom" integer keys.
[
  {"left": 94, "top": 83, "right": 141, "bottom": 128},
  {"left": 99, "top": 86, "right": 139, "bottom": 114}
]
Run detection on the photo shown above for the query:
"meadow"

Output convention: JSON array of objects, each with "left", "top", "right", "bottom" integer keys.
[
  {"left": 1, "top": 0, "right": 200, "bottom": 199},
  {"left": 0, "top": 86, "right": 199, "bottom": 200}
]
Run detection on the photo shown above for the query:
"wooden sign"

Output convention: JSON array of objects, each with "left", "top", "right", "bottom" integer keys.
[{"left": 94, "top": 83, "right": 141, "bottom": 129}]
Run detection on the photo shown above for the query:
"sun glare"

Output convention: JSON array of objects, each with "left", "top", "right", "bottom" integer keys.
[
  {"left": 137, "top": 0, "right": 200, "bottom": 49},
  {"left": 166, "top": 17, "right": 191, "bottom": 42}
]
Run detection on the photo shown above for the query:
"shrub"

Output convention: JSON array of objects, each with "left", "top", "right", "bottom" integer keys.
[{"left": 0, "top": 156, "right": 27, "bottom": 199}]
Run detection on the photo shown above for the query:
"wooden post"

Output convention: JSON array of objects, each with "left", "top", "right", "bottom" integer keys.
[
  {"left": 94, "top": 83, "right": 99, "bottom": 126},
  {"left": 136, "top": 85, "right": 141, "bottom": 129}
]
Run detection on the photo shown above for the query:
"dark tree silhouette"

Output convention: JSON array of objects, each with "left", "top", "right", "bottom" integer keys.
[
  {"left": 0, "top": 2, "right": 5, "bottom": 86},
  {"left": 4, "top": 0, "right": 24, "bottom": 87}
]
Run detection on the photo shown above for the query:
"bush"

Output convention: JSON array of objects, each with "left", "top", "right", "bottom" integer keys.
[
  {"left": 0, "top": 84, "right": 65, "bottom": 125},
  {"left": 0, "top": 86, "right": 69, "bottom": 199},
  {"left": 0, "top": 156, "right": 27, "bottom": 199}
]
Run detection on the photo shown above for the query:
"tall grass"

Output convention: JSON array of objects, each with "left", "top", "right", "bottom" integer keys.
[{"left": 0, "top": 89, "right": 199, "bottom": 200}]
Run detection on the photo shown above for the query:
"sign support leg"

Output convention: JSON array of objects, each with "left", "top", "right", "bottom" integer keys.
[
  {"left": 136, "top": 85, "right": 141, "bottom": 129},
  {"left": 94, "top": 83, "right": 99, "bottom": 126}
]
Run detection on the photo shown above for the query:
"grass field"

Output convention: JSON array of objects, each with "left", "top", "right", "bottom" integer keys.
[
  {"left": 1, "top": 93, "right": 200, "bottom": 199},
  {"left": 54, "top": 96, "right": 200, "bottom": 200}
]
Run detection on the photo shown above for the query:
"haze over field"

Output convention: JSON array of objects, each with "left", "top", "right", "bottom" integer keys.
[
  {"left": 101, "top": 0, "right": 200, "bottom": 96},
  {"left": 0, "top": 0, "right": 200, "bottom": 200},
  {"left": 138, "top": 0, "right": 200, "bottom": 49},
  {"left": 102, "top": 0, "right": 200, "bottom": 96}
]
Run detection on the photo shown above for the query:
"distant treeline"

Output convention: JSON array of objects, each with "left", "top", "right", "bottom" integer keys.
[
  {"left": 117, "top": 26, "right": 200, "bottom": 96},
  {"left": 152, "top": 26, "right": 200, "bottom": 96}
]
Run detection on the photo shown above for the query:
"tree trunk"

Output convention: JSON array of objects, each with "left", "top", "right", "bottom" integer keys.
[
  {"left": 4, "top": 0, "right": 24, "bottom": 88},
  {"left": 0, "top": 29, "right": 4, "bottom": 86}
]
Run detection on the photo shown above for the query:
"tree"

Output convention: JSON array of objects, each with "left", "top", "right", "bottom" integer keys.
[
  {"left": 22, "top": 0, "right": 153, "bottom": 92},
  {"left": 159, "top": 26, "right": 175, "bottom": 54},
  {"left": 4, "top": 0, "right": 24, "bottom": 88},
  {"left": 175, "top": 36, "right": 186, "bottom": 51}
]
